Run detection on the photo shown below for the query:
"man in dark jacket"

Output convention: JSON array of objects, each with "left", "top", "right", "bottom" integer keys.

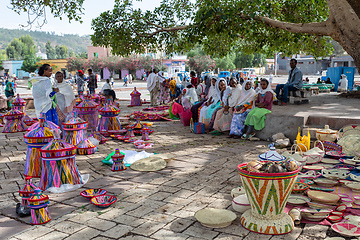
[
  {"left": 275, "top": 59, "right": 303, "bottom": 106},
  {"left": 87, "top": 69, "right": 97, "bottom": 94}
]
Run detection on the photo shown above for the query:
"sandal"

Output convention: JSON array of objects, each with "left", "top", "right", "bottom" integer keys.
[
  {"left": 241, "top": 134, "right": 247, "bottom": 140},
  {"left": 227, "top": 135, "right": 234, "bottom": 138}
]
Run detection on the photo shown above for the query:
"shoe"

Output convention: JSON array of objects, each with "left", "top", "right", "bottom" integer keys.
[
  {"left": 273, "top": 101, "right": 279, "bottom": 105},
  {"left": 280, "top": 102, "right": 287, "bottom": 106},
  {"left": 227, "top": 135, "right": 233, "bottom": 138}
]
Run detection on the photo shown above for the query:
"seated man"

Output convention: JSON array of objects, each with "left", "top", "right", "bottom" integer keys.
[{"left": 275, "top": 59, "right": 303, "bottom": 106}]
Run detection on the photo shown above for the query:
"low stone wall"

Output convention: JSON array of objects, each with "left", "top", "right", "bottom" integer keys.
[{"left": 255, "top": 114, "right": 305, "bottom": 142}]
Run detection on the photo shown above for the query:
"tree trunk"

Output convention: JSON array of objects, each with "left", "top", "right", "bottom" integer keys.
[{"left": 327, "top": 0, "right": 360, "bottom": 73}]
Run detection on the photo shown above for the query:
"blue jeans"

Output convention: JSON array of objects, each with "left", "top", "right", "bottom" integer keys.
[
  {"left": 89, "top": 88, "right": 95, "bottom": 94},
  {"left": 275, "top": 84, "right": 299, "bottom": 103}
]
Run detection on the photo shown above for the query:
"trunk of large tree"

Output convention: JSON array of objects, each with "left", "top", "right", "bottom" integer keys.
[{"left": 327, "top": 0, "right": 360, "bottom": 73}]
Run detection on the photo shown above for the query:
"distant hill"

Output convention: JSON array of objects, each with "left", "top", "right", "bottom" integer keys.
[{"left": 0, "top": 28, "right": 91, "bottom": 54}]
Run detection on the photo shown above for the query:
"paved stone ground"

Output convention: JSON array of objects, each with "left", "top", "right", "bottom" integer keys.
[{"left": 0, "top": 102, "right": 349, "bottom": 240}]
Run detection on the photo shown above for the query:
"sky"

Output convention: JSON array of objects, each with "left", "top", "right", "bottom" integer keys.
[{"left": 0, "top": 0, "right": 161, "bottom": 36}]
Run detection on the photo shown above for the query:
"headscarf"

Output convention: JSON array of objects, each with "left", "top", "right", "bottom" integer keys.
[
  {"left": 237, "top": 80, "right": 256, "bottom": 106},
  {"left": 57, "top": 81, "right": 76, "bottom": 113},
  {"left": 215, "top": 78, "right": 227, "bottom": 103},
  {"left": 31, "top": 76, "right": 53, "bottom": 118},
  {"left": 169, "top": 80, "right": 177, "bottom": 95},
  {"left": 182, "top": 86, "right": 198, "bottom": 107},
  {"left": 227, "top": 83, "right": 242, "bottom": 107},
  {"left": 258, "top": 79, "right": 275, "bottom": 96}
]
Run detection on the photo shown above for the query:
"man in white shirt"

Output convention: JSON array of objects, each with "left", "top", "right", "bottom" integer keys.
[{"left": 147, "top": 69, "right": 160, "bottom": 106}]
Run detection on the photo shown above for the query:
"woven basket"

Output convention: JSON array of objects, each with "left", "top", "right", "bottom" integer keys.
[{"left": 316, "top": 141, "right": 343, "bottom": 152}]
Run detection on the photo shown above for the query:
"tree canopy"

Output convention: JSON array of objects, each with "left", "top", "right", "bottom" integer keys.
[
  {"left": 9, "top": 0, "right": 360, "bottom": 70},
  {"left": 6, "top": 35, "right": 36, "bottom": 60}
]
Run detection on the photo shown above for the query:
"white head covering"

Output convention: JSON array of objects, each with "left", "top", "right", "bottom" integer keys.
[
  {"left": 215, "top": 78, "right": 227, "bottom": 102},
  {"left": 228, "top": 83, "right": 242, "bottom": 107},
  {"left": 237, "top": 80, "right": 256, "bottom": 106},
  {"left": 258, "top": 79, "right": 275, "bottom": 96},
  {"left": 207, "top": 77, "right": 218, "bottom": 100},
  {"left": 57, "top": 80, "right": 76, "bottom": 113},
  {"left": 182, "top": 86, "right": 198, "bottom": 106},
  {"left": 147, "top": 72, "right": 158, "bottom": 92}
]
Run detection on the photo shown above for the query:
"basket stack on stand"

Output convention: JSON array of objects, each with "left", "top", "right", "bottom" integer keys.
[
  {"left": 74, "top": 95, "right": 99, "bottom": 131},
  {"left": 16, "top": 176, "right": 38, "bottom": 217},
  {"left": 62, "top": 114, "right": 88, "bottom": 146},
  {"left": 130, "top": 87, "right": 142, "bottom": 106},
  {"left": 12, "top": 94, "right": 36, "bottom": 126},
  {"left": 2, "top": 109, "right": 28, "bottom": 133},
  {"left": 23, "top": 118, "right": 54, "bottom": 178},
  {"left": 39, "top": 129, "right": 84, "bottom": 190},
  {"left": 28, "top": 189, "right": 51, "bottom": 225},
  {"left": 98, "top": 100, "right": 122, "bottom": 136}
]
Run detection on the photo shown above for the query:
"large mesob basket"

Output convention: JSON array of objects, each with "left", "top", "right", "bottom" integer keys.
[{"left": 237, "top": 163, "right": 299, "bottom": 235}]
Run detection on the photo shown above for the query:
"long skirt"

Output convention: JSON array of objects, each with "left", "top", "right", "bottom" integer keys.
[
  {"left": 207, "top": 107, "right": 222, "bottom": 131},
  {"left": 213, "top": 108, "right": 234, "bottom": 132},
  {"left": 158, "top": 85, "right": 169, "bottom": 104},
  {"left": 230, "top": 111, "right": 249, "bottom": 136},
  {"left": 199, "top": 101, "right": 221, "bottom": 129},
  {"left": 244, "top": 107, "right": 271, "bottom": 130},
  {"left": 171, "top": 102, "right": 192, "bottom": 126},
  {"left": 191, "top": 100, "right": 205, "bottom": 121},
  {"left": 44, "top": 107, "right": 59, "bottom": 126}
]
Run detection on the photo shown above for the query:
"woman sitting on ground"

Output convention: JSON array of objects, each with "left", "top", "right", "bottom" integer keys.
[
  {"left": 242, "top": 78, "right": 274, "bottom": 140},
  {"left": 195, "top": 77, "right": 206, "bottom": 101},
  {"left": 212, "top": 78, "right": 242, "bottom": 133},
  {"left": 168, "top": 79, "right": 185, "bottom": 119},
  {"left": 228, "top": 80, "right": 256, "bottom": 139},
  {"left": 199, "top": 78, "right": 226, "bottom": 129}
]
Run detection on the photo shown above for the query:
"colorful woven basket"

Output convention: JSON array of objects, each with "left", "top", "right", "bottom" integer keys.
[
  {"left": 27, "top": 118, "right": 59, "bottom": 132},
  {"left": 24, "top": 118, "right": 54, "bottom": 178},
  {"left": 97, "top": 101, "right": 122, "bottom": 133},
  {"left": 317, "top": 141, "right": 343, "bottom": 152},
  {"left": 88, "top": 131, "right": 108, "bottom": 144},
  {"left": 28, "top": 189, "right": 51, "bottom": 225},
  {"left": 2, "top": 109, "right": 28, "bottom": 133},
  {"left": 62, "top": 115, "right": 88, "bottom": 146},
  {"left": 39, "top": 130, "right": 83, "bottom": 190},
  {"left": 75, "top": 96, "right": 99, "bottom": 131},
  {"left": 80, "top": 188, "right": 107, "bottom": 199},
  {"left": 90, "top": 195, "right": 117, "bottom": 208},
  {"left": 130, "top": 87, "right": 142, "bottom": 106},
  {"left": 77, "top": 138, "right": 97, "bottom": 155},
  {"left": 12, "top": 94, "right": 26, "bottom": 113}
]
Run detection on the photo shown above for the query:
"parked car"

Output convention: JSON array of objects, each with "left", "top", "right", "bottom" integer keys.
[{"left": 218, "top": 71, "right": 231, "bottom": 79}]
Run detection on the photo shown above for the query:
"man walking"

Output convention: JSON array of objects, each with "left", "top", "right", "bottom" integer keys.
[
  {"left": 275, "top": 59, "right": 303, "bottom": 106},
  {"left": 87, "top": 69, "right": 97, "bottom": 94},
  {"left": 147, "top": 69, "right": 160, "bottom": 106}
]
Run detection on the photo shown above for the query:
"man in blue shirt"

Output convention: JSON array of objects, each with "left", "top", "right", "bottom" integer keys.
[{"left": 275, "top": 59, "right": 303, "bottom": 106}]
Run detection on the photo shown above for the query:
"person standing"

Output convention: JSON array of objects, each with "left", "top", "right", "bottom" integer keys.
[
  {"left": 5, "top": 79, "right": 15, "bottom": 109},
  {"left": 55, "top": 71, "right": 76, "bottom": 125},
  {"left": 123, "top": 74, "right": 128, "bottom": 87},
  {"left": 147, "top": 69, "right": 160, "bottom": 106},
  {"left": 31, "top": 64, "right": 59, "bottom": 125},
  {"left": 87, "top": 69, "right": 97, "bottom": 94},
  {"left": 76, "top": 70, "right": 85, "bottom": 95},
  {"left": 128, "top": 73, "right": 133, "bottom": 84},
  {"left": 275, "top": 59, "right": 303, "bottom": 106}
]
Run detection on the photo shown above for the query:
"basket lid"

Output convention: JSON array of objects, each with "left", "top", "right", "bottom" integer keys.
[
  {"left": 5, "top": 109, "right": 23, "bottom": 117},
  {"left": 111, "top": 149, "right": 125, "bottom": 160},
  {"left": 132, "top": 119, "right": 144, "bottom": 129},
  {"left": 28, "top": 189, "right": 49, "bottom": 202},
  {"left": 259, "top": 143, "right": 286, "bottom": 162},
  {"left": 19, "top": 176, "right": 38, "bottom": 195},
  {"left": 75, "top": 96, "right": 99, "bottom": 109},
  {"left": 62, "top": 114, "right": 87, "bottom": 126},
  {"left": 40, "top": 129, "right": 76, "bottom": 153},
  {"left": 99, "top": 101, "right": 120, "bottom": 115},
  {"left": 130, "top": 87, "right": 141, "bottom": 96},
  {"left": 317, "top": 125, "right": 337, "bottom": 134},
  {"left": 27, "top": 118, "right": 60, "bottom": 131},
  {"left": 12, "top": 94, "right": 26, "bottom": 106},
  {"left": 77, "top": 138, "right": 96, "bottom": 149},
  {"left": 24, "top": 119, "right": 54, "bottom": 140}
]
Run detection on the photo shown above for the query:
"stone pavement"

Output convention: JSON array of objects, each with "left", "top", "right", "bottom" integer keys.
[{"left": 0, "top": 102, "right": 346, "bottom": 240}]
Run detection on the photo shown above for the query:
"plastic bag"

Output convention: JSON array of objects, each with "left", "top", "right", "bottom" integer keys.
[
  {"left": 45, "top": 174, "right": 90, "bottom": 193},
  {"left": 296, "top": 127, "right": 310, "bottom": 152}
]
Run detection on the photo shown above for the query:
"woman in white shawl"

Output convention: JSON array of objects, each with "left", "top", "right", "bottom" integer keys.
[
  {"left": 212, "top": 78, "right": 242, "bottom": 133},
  {"left": 55, "top": 71, "right": 76, "bottom": 124},
  {"left": 31, "top": 64, "right": 59, "bottom": 125},
  {"left": 228, "top": 80, "right": 256, "bottom": 138},
  {"left": 338, "top": 74, "right": 348, "bottom": 92},
  {"left": 199, "top": 78, "right": 226, "bottom": 129},
  {"left": 158, "top": 71, "right": 170, "bottom": 104}
]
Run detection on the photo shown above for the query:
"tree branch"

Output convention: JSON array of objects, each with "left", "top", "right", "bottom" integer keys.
[{"left": 243, "top": 14, "right": 330, "bottom": 36}]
